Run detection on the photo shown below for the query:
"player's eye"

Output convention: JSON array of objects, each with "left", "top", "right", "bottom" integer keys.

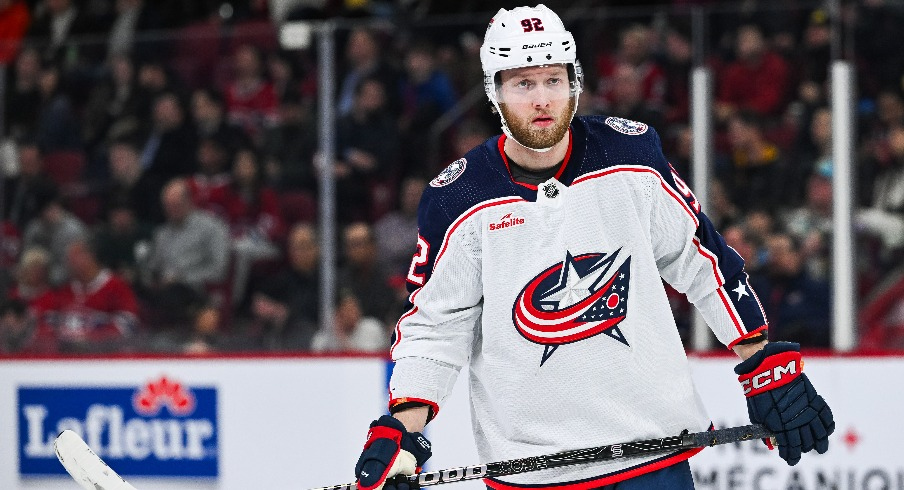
[
  {"left": 548, "top": 77, "right": 562, "bottom": 85},
  {"left": 516, "top": 79, "right": 533, "bottom": 89}
]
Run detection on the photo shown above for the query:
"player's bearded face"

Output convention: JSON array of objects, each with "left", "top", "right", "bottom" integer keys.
[
  {"left": 500, "top": 97, "right": 575, "bottom": 150},
  {"left": 497, "top": 65, "right": 576, "bottom": 150}
]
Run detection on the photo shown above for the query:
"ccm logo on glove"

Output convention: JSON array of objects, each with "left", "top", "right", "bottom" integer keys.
[
  {"left": 734, "top": 342, "right": 834, "bottom": 466},
  {"left": 356, "top": 415, "right": 432, "bottom": 490},
  {"left": 737, "top": 351, "right": 802, "bottom": 397}
]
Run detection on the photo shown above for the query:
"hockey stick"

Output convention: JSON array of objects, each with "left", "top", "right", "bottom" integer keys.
[
  {"left": 55, "top": 424, "right": 771, "bottom": 490},
  {"left": 314, "top": 424, "right": 773, "bottom": 490},
  {"left": 54, "top": 430, "right": 137, "bottom": 490}
]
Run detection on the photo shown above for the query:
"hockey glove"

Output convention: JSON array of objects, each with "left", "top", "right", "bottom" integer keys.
[
  {"left": 734, "top": 342, "right": 835, "bottom": 466},
  {"left": 355, "top": 415, "right": 432, "bottom": 490}
]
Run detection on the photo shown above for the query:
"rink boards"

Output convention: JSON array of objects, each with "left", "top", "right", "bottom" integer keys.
[{"left": 0, "top": 354, "right": 900, "bottom": 490}]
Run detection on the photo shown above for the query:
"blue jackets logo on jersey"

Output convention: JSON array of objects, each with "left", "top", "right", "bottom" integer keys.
[
  {"left": 430, "top": 158, "right": 467, "bottom": 187},
  {"left": 513, "top": 250, "right": 632, "bottom": 365},
  {"left": 604, "top": 116, "right": 648, "bottom": 135}
]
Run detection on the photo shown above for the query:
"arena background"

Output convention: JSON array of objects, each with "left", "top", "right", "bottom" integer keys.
[{"left": 1, "top": 0, "right": 902, "bottom": 488}]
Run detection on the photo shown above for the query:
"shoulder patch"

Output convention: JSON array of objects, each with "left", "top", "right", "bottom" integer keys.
[
  {"left": 605, "top": 117, "right": 648, "bottom": 135},
  {"left": 430, "top": 158, "right": 467, "bottom": 187}
]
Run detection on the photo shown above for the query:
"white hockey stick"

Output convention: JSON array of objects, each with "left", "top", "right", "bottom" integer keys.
[
  {"left": 54, "top": 430, "right": 137, "bottom": 490},
  {"left": 55, "top": 424, "right": 772, "bottom": 490}
]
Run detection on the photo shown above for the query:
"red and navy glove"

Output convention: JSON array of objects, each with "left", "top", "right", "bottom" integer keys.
[
  {"left": 734, "top": 342, "right": 835, "bottom": 465},
  {"left": 355, "top": 415, "right": 432, "bottom": 490}
]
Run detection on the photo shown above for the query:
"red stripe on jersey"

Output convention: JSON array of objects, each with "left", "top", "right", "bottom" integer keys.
[
  {"left": 748, "top": 276, "right": 769, "bottom": 320},
  {"left": 390, "top": 306, "right": 419, "bottom": 359},
  {"left": 694, "top": 237, "right": 749, "bottom": 337},
  {"left": 571, "top": 166, "right": 699, "bottom": 227},
  {"left": 484, "top": 447, "right": 703, "bottom": 490},
  {"left": 391, "top": 288, "right": 422, "bottom": 358},
  {"left": 498, "top": 131, "right": 573, "bottom": 190},
  {"left": 389, "top": 288, "right": 421, "bottom": 359},
  {"left": 433, "top": 197, "right": 526, "bottom": 268},
  {"left": 717, "top": 288, "right": 745, "bottom": 336},
  {"left": 394, "top": 198, "right": 523, "bottom": 357},
  {"left": 692, "top": 237, "right": 724, "bottom": 287},
  {"left": 388, "top": 396, "right": 440, "bottom": 419},
  {"left": 727, "top": 325, "right": 768, "bottom": 349},
  {"left": 658, "top": 180, "right": 699, "bottom": 228}
]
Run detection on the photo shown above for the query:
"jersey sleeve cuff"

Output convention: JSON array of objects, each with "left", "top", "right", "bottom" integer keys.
[
  {"left": 389, "top": 356, "right": 461, "bottom": 415},
  {"left": 727, "top": 325, "right": 768, "bottom": 349},
  {"left": 388, "top": 398, "right": 440, "bottom": 423}
]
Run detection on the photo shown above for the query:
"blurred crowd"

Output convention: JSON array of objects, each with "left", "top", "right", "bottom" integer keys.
[{"left": 0, "top": 0, "right": 903, "bottom": 355}]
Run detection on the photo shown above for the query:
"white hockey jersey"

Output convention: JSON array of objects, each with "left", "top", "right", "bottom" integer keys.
[{"left": 389, "top": 116, "right": 768, "bottom": 487}]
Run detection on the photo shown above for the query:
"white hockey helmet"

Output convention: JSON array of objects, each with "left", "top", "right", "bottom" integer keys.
[
  {"left": 480, "top": 4, "right": 583, "bottom": 150},
  {"left": 480, "top": 5, "right": 583, "bottom": 103}
]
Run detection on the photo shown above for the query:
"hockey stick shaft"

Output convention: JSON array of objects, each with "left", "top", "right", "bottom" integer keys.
[
  {"left": 55, "top": 424, "right": 771, "bottom": 490},
  {"left": 54, "top": 430, "right": 137, "bottom": 490},
  {"left": 314, "top": 424, "right": 772, "bottom": 490}
]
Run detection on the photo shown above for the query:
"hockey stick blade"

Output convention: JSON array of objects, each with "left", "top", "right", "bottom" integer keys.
[
  {"left": 54, "top": 430, "right": 138, "bottom": 490},
  {"left": 313, "top": 424, "right": 772, "bottom": 490}
]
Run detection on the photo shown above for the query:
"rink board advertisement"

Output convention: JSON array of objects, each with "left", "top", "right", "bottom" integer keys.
[
  {"left": 0, "top": 355, "right": 900, "bottom": 490},
  {"left": 687, "top": 357, "right": 904, "bottom": 490},
  {"left": 17, "top": 380, "right": 218, "bottom": 476}
]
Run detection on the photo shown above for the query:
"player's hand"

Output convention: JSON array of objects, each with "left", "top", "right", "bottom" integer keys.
[
  {"left": 355, "top": 415, "right": 432, "bottom": 490},
  {"left": 734, "top": 342, "right": 835, "bottom": 465}
]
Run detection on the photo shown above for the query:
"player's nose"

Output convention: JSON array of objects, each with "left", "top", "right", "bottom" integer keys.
[
  {"left": 531, "top": 86, "right": 555, "bottom": 108},
  {"left": 532, "top": 93, "right": 551, "bottom": 108}
]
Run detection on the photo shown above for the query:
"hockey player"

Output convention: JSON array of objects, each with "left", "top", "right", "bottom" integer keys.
[{"left": 354, "top": 5, "right": 834, "bottom": 489}]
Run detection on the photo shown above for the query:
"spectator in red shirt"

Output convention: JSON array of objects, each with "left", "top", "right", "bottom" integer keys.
[
  {"left": 717, "top": 24, "right": 791, "bottom": 121},
  {"left": 54, "top": 239, "right": 139, "bottom": 352},
  {"left": 0, "top": 0, "right": 30, "bottom": 64},
  {"left": 594, "top": 24, "right": 666, "bottom": 114},
  {"left": 224, "top": 44, "right": 279, "bottom": 143},
  {"left": 210, "top": 147, "right": 285, "bottom": 303}
]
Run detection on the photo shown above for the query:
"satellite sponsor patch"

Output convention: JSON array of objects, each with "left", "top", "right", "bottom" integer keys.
[
  {"left": 605, "top": 117, "right": 648, "bottom": 135},
  {"left": 430, "top": 158, "right": 467, "bottom": 187}
]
